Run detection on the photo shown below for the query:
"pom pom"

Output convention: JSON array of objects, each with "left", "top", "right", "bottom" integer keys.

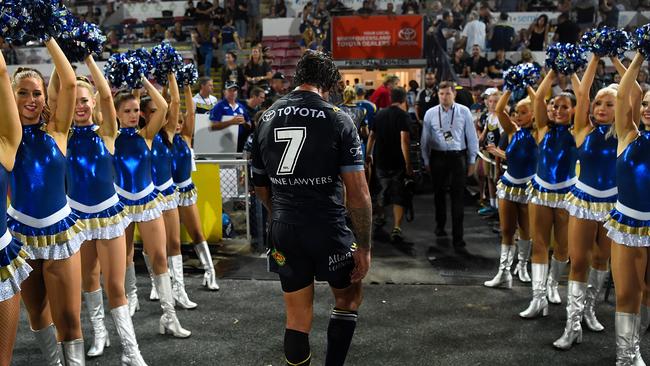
[
  {"left": 0, "top": 1, "right": 28, "bottom": 42},
  {"left": 150, "top": 41, "right": 183, "bottom": 85},
  {"left": 57, "top": 18, "right": 106, "bottom": 63},
  {"left": 175, "top": 63, "right": 199, "bottom": 87},
  {"left": 24, "top": 0, "right": 72, "bottom": 41},
  {"left": 633, "top": 24, "right": 650, "bottom": 60},
  {"left": 545, "top": 43, "right": 588, "bottom": 75},
  {"left": 103, "top": 49, "right": 152, "bottom": 89},
  {"left": 580, "top": 27, "right": 632, "bottom": 57},
  {"left": 503, "top": 63, "right": 541, "bottom": 92}
]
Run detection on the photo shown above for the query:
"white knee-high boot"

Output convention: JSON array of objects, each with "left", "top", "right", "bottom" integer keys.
[{"left": 82, "top": 289, "right": 110, "bottom": 357}]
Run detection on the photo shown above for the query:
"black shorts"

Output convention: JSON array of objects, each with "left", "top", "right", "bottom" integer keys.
[
  {"left": 376, "top": 168, "right": 407, "bottom": 207},
  {"left": 267, "top": 219, "right": 357, "bottom": 293}
]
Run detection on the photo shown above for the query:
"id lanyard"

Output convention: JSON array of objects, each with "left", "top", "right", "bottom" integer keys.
[{"left": 438, "top": 105, "right": 455, "bottom": 130}]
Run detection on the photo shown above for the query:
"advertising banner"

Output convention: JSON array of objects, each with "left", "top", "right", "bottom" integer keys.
[{"left": 332, "top": 15, "right": 423, "bottom": 60}]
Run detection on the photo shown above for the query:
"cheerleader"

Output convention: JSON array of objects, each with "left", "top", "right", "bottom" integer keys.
[
  {"left": 113, "top": 75, "right": 191, "bottom": 338},
  {"left": 640, "top": 91, "right": 650, "bottom": 335},
  {"left": 9, "top": 39, "right": 86, "bottom": 364},
  {"left": 483, "top": 88, "right": 538, "bottom": 288},
  {"left": 63, "top": 54, "right": 146, "bottom": 364},
  {"left": 553, "top": 54, "right": 628, "bottom": 349},
  {"left": 0, "top": 49, "right": 32, "bottom": 366},
  {"left": 605, "top": 51, "right": 649, "bottom": 364},
  {"left": 142, "top": 75, "right": 197, "bottom": 308},
  {"left": 172, "top": 85, "right": 219, "bottom": 291},
  {"left": 520, "top": 69, "right": 577, "bottom": 318}
]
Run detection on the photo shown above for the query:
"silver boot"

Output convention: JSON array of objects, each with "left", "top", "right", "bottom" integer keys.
[
  {"left": 519, "top": 263, "right": 549, "bottom": 318},
  {"left": 193, "top": 241, "right": 219, "bottom": 291},
  {"left": 553, "top": 281, "right": 587, "bottom": 350},
  {"left": 32, "top": 324, "right": 63, "bottom": 366},
  {"left": 168, "top": 255, "right": 198, "bottom": 309},
  {"left": 484, "top": 244, "right": 515, "bottom": 289},
  {"left": 82, "top": 289, "right": 110, "bottom": 357},
  {"left": 125, "top": 263, "right": 140, "bottom": 317},
  {"left": 111, "top": 305, "right": 148, "bottom": 366},
  {"left": 547, "top": 257, "right": 568, "bottom": 305},
  {"left": 513, "top": 239, "right": 532, "bottom": 283},
  {"left": 641, "top": 305, "right": 650, "bottom": 336},
  {"left": 143, "top": 253, "right": 159, "bottom": 301},
  {"left": 154, "top": 273, "right": 192, "bottom": 338},
  {"left": 584, "top": 268, "right": 609, "bottom": 332},
  {"left": 616, "top": 312, "right": 642, "bottom": 366},
  {"left": 61, "top": 339, "right": 86, "bottom": 366}
]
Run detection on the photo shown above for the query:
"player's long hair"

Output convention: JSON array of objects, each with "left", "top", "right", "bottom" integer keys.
[{"left": 294, "top": 50, "right": 341, "bottom": 94}]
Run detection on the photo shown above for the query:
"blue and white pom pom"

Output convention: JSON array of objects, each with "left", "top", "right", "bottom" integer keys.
[
  {"left": 503, "top": 63, "right": 541, "bottom": 91},
  {"left": 634, "top": 24, "right": 650, "bottom": 60},
  {"left": 0, "top": 1, "right": 28, "bottom": 42},
  {"left": 150, "top": 41, "right": 184, "bottom": 85},
  {"left": 58, "top": 18, "right": 106, "bottom": 63},
  {"left": 580, "top": 27, "right": 631, "bottom": 57},
  {"left": 175, "top": 63, "right": 199, "bottom": 87},
  {"left": 24, "top": 0, "right": 72, "bottom": 41},
  {"left": 545, "top": 43, "right": 588, "bottom": 75},
  {"left": 104, "top": 49, "right": 152, "bottom": 89}
]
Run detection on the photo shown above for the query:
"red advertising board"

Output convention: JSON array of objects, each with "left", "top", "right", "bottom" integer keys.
[{"left": 332, "top": 15, "right": 423, "bottom": 60}]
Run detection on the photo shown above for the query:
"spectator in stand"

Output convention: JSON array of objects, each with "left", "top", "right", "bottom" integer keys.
[
  {"left": 461, "top": 11, "right": 486, "bottom": 54},
  {"left": 407, "top": 80, "right": 419, "bottom": 121},
  {"left": 488, "top": 48, "right": 513, "bottom": 79},
  {"left": 436, "top": 10, "right": 456, "bottom": 55},
  {"left": 513, "top": 28, "right": 529, "bottom": 51},
  {"left": 192, "top": 22, "right": 218, "bottom": 77},
  {"left": 366, "top": 87, "right": 413, "bottom": 243},
  {"left": 552, "top": 73, "right": 573, "bottom": 96},
  {"left": 402, "top": 0, "right": 420, "bottom": 14},
  {"left": 311, "top": 16, "right": 326, "bottom": 42},
  {"left": 452, "top": 47, "right": 468, "bottom": 77},
  {"left": 164, "top": 29, "right": 177, "bottom": 43},
  {"left": 222, "top": 51, "right": 246, "bottom": 90},
  {"left": 383, "top": 2, "right": 396, "bottom": 15},
  {"left": 299, "top": 27, "right": 320, "bottom": 53},
  {"left": 600, "top": 0, "right": 619, "bottom": 27},
  {"left": 140, "top": 26, "right": 153, "bottom": 42},
  {"left": 557, "top": 0, "right": 572, "bottom": 13},
  {"left": 0, "top": 37, "right": 15, "bottom": 65},
  {"left": 314, "top": 1, "right": 330, "bottom": 19},
  {"left": 465, "top": 44, "right": 489, "bottom": 77},
  {"left": 195, "top": 0, "right": 213, "bottom": 22},
  {"left": 212, "top": 3, "right": 227, "bottom": 29},
  {"left": 185, "top": 0, "right": 197, "bottom": 18},
  {"left": 416, "top": 71, "right": 437, "bottom": 123},
  {"left": 358, "top": 0, "right": 374, "bottom": 14},
  {"left": 575, "top": 0, "right": 597, "bottom": 29},
  {"left": 105, "top": 30, "right": 120, "bottom": 54},
  {"left": 370, "top": 75, "right": 400, "bottom": 109},
  {"left": 242, "top": 86, "right": 266, "bottom": 123},
  {"left": 171, "top": 22, "right": 189, "bottom": 42},
  {"left": 268, "top": 72, "right": 287, "bottom": 102},
  {"left": 152, "top": 23, "right": 166, "bottom": 42},
  {"left": 234, "top": 0, "right": 248, "bottom": 41},
  {"left": 244, "top": 46, "right": 272, "bottom": 92},
  {"left": 193, "top": 77, "right": 220, "bottom": 114},
  {"left": 121, "top": 26, "right": 138, "bottom": 43},
  {"left": 553, "top": 12, "right": 580, "bottom": 44},
  {"left": 220, "top": 17, "right": 242, "bottom": 55},
  {"left": 527, "top": 14, "right": 549, "bottom": 51},
  {"left": 421, "top": 81, "right": 479, "bottom": 250},
  {"left": 490, "top": 12, "right": 515, "bottom": 51},
  {"left": 270, "top": 0, "right": 287, "bottom": 17},
  {"left": 518, "top": 48, "right": 541, "bottom": 69},
  {"left": 247, "top": 0, "right": 260, "bottom": 41},
  {"left": 209, "top": 81, "right": 252, "bottom": 152},
  {"left": 299, "top": 3, "right": 314, "bottom": 33}
]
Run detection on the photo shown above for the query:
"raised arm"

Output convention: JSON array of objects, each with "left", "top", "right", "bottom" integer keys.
[
  {"left": 616, "top": 52, "right": 642, "bottom": 144},
  {"left": 495, "top": 90, "right": 516, "bottom": 136},
  {"left": 182, "top": 85, "right": 195, "bottom": 144},
  {"left": 572, "top": 55, "right": 599, "bottom": 133},
  {"left": 534, "top": 69, "right": 555, "bottom": 130},
  {"left": 86, "top": 55, "right": 117, "bottom": 139},
  {"left": 45, "top": 38, "right": 76, "bottom": 138},
  {"left": 612, "top": 57, "right": 643, "bottom": 124},
  {"left": 47, "top": 66, "right": 60, "bottom": 117},
  {"left": 139, "top": 77, "right": 169, "bottom": 141},
  {"left": 164, "top": 73, "right": 180, "bottom": 138},
  {"left": 0, "top": 51, "right": 21, "bottom": 171}
]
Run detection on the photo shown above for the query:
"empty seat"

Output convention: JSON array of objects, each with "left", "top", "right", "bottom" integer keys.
[
  {"left": 285, "top": 48, "right": 303, "bottom": 57},
  {"left": 273, "top": 41, "right": 292, "bottom": 49},
  {"left": 269, "top": 49, "right": 286, "bottom": 58}
]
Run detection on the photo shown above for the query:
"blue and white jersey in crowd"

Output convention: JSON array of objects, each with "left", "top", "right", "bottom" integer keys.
[
  {"left": 527, "top": 123, "right": 578, "bottom": 208},
  {"left": 8, "top": 123, "right": 86, "bottom": 260},
  {"left": 497, "top": 127, "right": 538, "bottom": 203},
  {"left": 605, "top": 131, "right": 650, "bottom": 247},
  {"left": 565, "top": 124, "right": 617, "bottom": 221},
  {"left": 67, "top": 124, "right": 131, "bottom": 240},
  {"left": 151, "top": 133, "right": 179, "bottom": 211},
  {"left": 113, "top": 127, "right": 163, "bottom": 222},
  {"left": 208, "top": 98, "right": 251, "bottom": 151},
  {"left": 172, "top": 134, "right": 198, "bottom": 207}
]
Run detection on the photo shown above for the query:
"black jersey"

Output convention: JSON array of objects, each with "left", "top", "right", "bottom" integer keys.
[{"left": 251, "top": 90, "right": 364, "bottom": 224}]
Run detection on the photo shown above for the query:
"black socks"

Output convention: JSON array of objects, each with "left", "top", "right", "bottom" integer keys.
[
  {"left": 325, "top": 308, "right": 358, "bottom": 366},
  {"left": 284, "top": 328, "right": 311, "bottom": 365}
]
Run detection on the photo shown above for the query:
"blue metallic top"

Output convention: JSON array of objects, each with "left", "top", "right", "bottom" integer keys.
[
  {"left": 67, "top": 125, "right": 117, "bottom": 206},
  {"left": 10, "top": 124, "right": 68, "bottom": 217},
  {"left": 172, "top": 134, "right": 192, "bottom": 183},
  {"left": 114, "top": 127, "right": 154, "bottom": 194},
  {"left": 536, "top": 123, "right": 577, "bottom": 184},
  {"left": 505, "top": 127, "right": 538, "bottom": 180},
  {"left": 617, "top": 131, "right": 650, "bottom": 212},
  {"left": 151, "top": 133, "right": 174, "bottom": 187},
  {"left": 0, "top": 166, "right": 8, "bottom": 233},
  {"left": 577, "top": 124, "right": 617, "bottom": 191}
]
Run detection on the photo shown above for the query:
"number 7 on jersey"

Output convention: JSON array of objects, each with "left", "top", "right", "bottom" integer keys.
[{"left": 274, "top": 127, "right": 306, "bottom": 175}]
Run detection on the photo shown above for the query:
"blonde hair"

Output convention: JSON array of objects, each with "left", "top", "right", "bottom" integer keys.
[
  {"left": 343, "top": 86, "right": 356, "bottom": 104},
  {"left": 516, "top": 97, "right": 532, "bottom": 109},
  {"left": 593, "top": 84, "right": 618, "bottom": 139},
  {"left": 76, "top": 77, "right": 100, "bottom": 124},
  {"left": 12, "top": 67, "right": 50, "bottom": 123}
]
